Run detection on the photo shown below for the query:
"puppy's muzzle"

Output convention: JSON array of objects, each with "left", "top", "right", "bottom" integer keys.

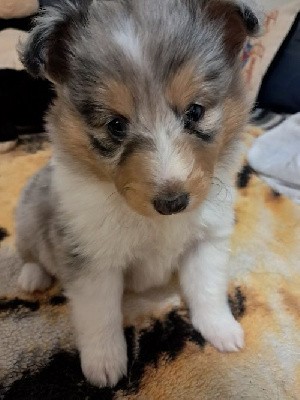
[{"left": 153, "top": 192, "right": 190, "bottom": 215}]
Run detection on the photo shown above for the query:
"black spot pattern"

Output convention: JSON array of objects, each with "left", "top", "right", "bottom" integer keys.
[
  {"left": 49, "top": 295, "right": 67, "bottom": 306},
  {"left": 0, "top": 295, "right": 69, "bottom": 312},
  {"left": 228, "top": 287, "right": 246, "bottom": 319},
  {"left": 2, "top": 352, "right": 114, "bottom": 400},
  {"left": 118, "top": 312, "right": 206, "bottom": 395},
  {"left": 236, "top": 164, "right": 254, "bottom": 189},
  {"left": 272, "top": 190, "right": 281, "bottom": 198},
  {"left": 0, "top": 298, "right": 40, "bottom": 312},
  {"left": 2, "top": 288, "right": 246, "bottom": 398},
  {"left": 0, "top": 228, "right": 9, "bottom": 242}
]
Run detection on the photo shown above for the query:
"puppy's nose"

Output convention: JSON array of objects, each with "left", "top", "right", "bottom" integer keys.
[{"left": 153, "top": 193, "right": 190, "bottom": 215}]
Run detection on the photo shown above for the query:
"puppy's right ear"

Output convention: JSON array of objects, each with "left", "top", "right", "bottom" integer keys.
[{"left": 20, "top": 0, "right": 92, "bottom": 83}]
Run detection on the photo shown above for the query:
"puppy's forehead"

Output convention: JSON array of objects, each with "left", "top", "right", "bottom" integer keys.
[
  {"left": 100, "top": 63, "right": 202, "bottom": 120},
  {"left": 79, "top": 2, "right": 224, "bottom": 73},
  {"left": 70, "top": 0, "right": 230, "bottom": 118}
]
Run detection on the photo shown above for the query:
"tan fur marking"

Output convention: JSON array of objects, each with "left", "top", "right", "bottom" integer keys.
[
  {"left": 175, "top": 137, "right": 218, "bottom": 206},
  {"left": 221, "top": 94, "right": 249, "bottom": 145},
  {"left": 115, "top": 151, "right": 156, "bottom": 216},
  {"left": 48, "top": 99, "right": 112, "bottom": 181},
  {"left": 102, "top": 80, "right": 134, "bottom": 119},
  {"left": 166, "top": 63, "right": 201, "bottom": 112}
]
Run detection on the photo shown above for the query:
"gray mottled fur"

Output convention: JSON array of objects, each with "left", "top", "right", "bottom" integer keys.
[{"left": 16, "top": 164, "right": 87, "bottom": 284}]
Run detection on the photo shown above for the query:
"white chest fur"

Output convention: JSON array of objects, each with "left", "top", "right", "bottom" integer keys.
[{"left": 53, "top": 161, "right": 235, "bottom": 287}]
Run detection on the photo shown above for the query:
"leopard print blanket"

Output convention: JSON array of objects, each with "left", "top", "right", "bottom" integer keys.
[{"left": 0, "top": 129, "right": 299, "bottom": 400}]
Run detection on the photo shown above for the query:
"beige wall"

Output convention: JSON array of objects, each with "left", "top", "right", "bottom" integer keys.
[{"left": 263, "top": 0, "right": 299, "bottom": 10}]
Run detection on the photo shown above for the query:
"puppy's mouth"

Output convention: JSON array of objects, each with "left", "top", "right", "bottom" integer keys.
[{"left": 152, "top": 192, "right": 190, "bottom": 215}]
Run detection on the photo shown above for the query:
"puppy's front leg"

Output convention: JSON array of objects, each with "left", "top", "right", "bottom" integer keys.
[
  {"left": 180, "top": 238, "right": 244, "bottom": 352},
  {"left": 66, "top": 269, "right": 127, "bottom": 387}
]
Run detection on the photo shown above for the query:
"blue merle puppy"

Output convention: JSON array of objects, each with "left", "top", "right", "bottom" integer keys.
[{"left": 16, "top": 0, "right": 262, "bottom": 388}]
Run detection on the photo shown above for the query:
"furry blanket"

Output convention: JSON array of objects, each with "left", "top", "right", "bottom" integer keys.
[{"left": 0, "top": 130, "right": 299, "bottom": 400}]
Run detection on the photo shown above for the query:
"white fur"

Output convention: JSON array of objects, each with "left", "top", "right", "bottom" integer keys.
[
  {"left": 154, "top": 125, "right": 194, "bottom": 184},
  {"left": 53, "top": 160, "right": 202, "bottom": 279},
  {"left": 67, "top": 270, "right": 127, "bottom": 387},
  {"left": 50, "top": 140, "right": 243, "bottom": 386},
  {"left": 18, "top": 263, "right": 52, "bottom": 292},
  {"left": 151, "top": 106, "right": 224, "bottom": 186},
  {"left": 180, "top": 239, "right": 244, "bottom": 352},
  {"left": 113, "top": 21, "right": 143, "bottom": 65}
]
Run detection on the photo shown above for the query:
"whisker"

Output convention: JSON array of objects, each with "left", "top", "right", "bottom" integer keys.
[
  {"left": 105, "top": 191, "right": 118, "bottom": 203},
  {"left": 211, "top": 176, "right": 233, "bottom": 202}
]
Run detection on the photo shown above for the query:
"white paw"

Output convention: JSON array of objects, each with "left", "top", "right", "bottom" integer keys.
[
  {"left": 18, "top": 263, "right": 52, "bottom": 293},
  {"left": 80, "top": 333, "right": 127, "bottom": 387},
  {"left": 192, "top": 312, "right": 244, "bottom": 352}
]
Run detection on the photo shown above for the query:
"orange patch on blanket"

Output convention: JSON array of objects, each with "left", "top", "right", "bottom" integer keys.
[{"left": 265, "top": 189, "right": 300, "bottom": 258}]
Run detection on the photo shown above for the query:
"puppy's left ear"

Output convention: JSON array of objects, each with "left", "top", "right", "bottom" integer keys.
[{"left": 203, "top": 0, "right": 263, "bottom": 58}]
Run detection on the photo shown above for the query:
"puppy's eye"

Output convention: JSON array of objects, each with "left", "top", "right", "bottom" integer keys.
[
  {"left": 184, "top": 104, "right": 205, "bottom": 127},
  {"left": 107, "top": 117, "right": 128, "bottom": 141}
]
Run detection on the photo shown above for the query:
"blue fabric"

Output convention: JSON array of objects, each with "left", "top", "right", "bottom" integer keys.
[{"left": 257, "top": 13, "right": 300, "bottom": 114}]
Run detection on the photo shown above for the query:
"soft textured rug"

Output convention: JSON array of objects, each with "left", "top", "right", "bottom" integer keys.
[{"left": 0, "top": 129, "right": 299, "bottom": 400}]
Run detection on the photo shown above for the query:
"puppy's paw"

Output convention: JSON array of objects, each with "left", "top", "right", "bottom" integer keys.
[
  {"left": 193, "top": 312, "right": 244, "bottom": 352},
  {"left": 18, "top": 263, "right": 52, "bottom": 293},
  {"left": 81, "top": 333, "right": 127, "bottom": 388}
]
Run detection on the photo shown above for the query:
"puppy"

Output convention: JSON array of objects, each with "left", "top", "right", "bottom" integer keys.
[{"left": 16, "top": 0, "right": 261, "bottom": 388}]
